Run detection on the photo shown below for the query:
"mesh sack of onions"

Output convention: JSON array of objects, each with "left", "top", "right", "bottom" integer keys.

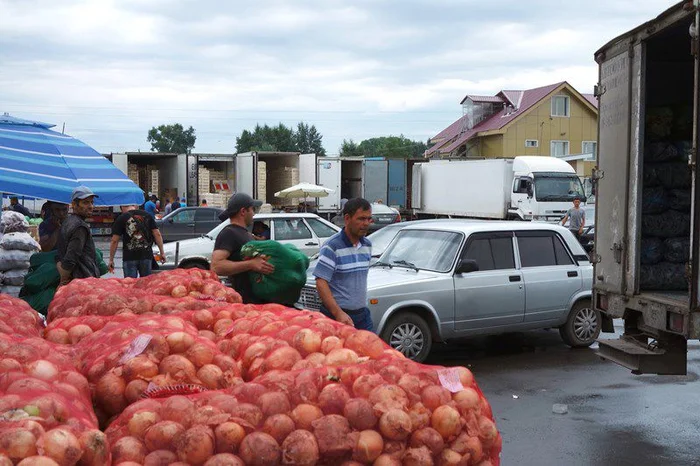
[
  {"left": 105, "top": 358, "right": 500, "bottom": 466},
  {"left": 72, "top": 315, "right": 242, "bottom": 425},
  {"left": 0, "top": 334, "right": 110, "bottom": 466},
  {"left": 0, "top": 295, "right": 45, "bottom": 338}
]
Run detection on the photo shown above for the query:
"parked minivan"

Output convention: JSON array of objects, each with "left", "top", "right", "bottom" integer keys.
[{"left": 299, "top": 220, "right": 596, "bottom": 362}]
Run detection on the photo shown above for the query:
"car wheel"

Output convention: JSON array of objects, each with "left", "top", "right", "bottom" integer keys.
[
  {"left": 380, "top": 313, "right": 433, "bottom": 362},
  {"left": 180, "top": 261, "right": 209, "bottom": 270},
  {"left": 559, "top": 299, "right": 600, "bottom": 347}
]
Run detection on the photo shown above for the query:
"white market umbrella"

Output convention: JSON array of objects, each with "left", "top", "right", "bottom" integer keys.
[{"left": 275, "top": 182, "right": 335, "bottom": 211}]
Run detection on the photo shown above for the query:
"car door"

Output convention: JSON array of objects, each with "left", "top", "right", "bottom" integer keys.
[
  {"left": 194, "top": 209, "right": 220, "bottom": 236},
  {"left": 271, "top": 218, "right": 318, "bottom": 256},
  {"left": 453, "top": 231, "right": 525, "bottom": 331},
  {"left": 164, "top": 208, "right": 196, "bottom": 242},
  {"left": 304, "top": 217, "right": 338, "bottom": 251},
  {"left": 515, "top": 230, "right": 583, "bottom": 323}
]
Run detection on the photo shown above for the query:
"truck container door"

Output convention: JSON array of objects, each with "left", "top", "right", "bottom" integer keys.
[
  {"left": 387, "top": 159, "right": 407, "bottom": 209},
  {"left": 111, "top": 153, "right": 129, "bottom": 176},
  {"left": 299, "top": 153, "right": 317, "bottom": 185},
  {"left": 317, "top": 158, "right": 341, "bottom": 212},
  {"left": 693, "top": 16, "right": 700, "bottom": 312},
  {"left": 594, "top": 45, "right": 643, "bottom": 295},
  {"left": 235, "top": 152, "right": 257, "bottom": 198},
  {"left": 187, "top": 154, "right": 198, "bottom": 206},
  {"left": 411, "top": 163, "right": 423, "bottom": 210},
  {"left": 363, "top": 159, "right": 388, "bottom": 203}
]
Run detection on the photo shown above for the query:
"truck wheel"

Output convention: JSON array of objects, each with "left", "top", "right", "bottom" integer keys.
[
  {"left": 180, "top": 261, "right": 209, "bottom": 270},
  {"left": 380, "top": 313, "right": 433, "bottom": 362},
  {"left": 559, "top": 299, "right": 600, "bottom": 347}
]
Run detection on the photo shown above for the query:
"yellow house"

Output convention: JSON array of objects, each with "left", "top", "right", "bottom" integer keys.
[{"left": 427, "top": 82, "right": 598, "bottom": 179}]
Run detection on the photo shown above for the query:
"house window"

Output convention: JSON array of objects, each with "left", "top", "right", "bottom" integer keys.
[
  {"left": 525, "top": 139, "right": 539, "bottom": 148},
  {"left": 550, "top": 140, "right": 569, "bottom": 157},
  {"left": 582, "top": 141, "right": 597, "bottom": 156},
  {"left": 551, "top": 95, "right": 570, "bottom": 117}
]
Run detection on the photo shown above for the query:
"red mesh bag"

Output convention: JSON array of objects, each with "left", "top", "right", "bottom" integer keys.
[
  {"left": 72, "top": 315, "right": 242, "bottom": 425},
  {"left": 0, "top": 295, "right": 45, "bottom": 338},
  {"left": 0, "top": 334, "right": 110, "bottom": 465}
]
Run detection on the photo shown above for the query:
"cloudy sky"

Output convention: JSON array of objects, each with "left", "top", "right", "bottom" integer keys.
[{"left": 0, "top": 0, "right": 675, "bottom": 155}]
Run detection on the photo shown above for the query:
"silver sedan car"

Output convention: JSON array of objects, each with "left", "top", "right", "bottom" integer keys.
[{"left": 300, "top": 220, "right": 597, "bottom": 362}]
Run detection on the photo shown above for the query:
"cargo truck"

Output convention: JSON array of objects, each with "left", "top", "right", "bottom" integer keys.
[
  {"left": 316, "top": 157, "right": 390, "bottom": 216},
  {"left": 411, "top": 156, "right": 586, "bottom": 221},
  {"left": 593, "top": 1, "right": 700, "bottom": 375}
]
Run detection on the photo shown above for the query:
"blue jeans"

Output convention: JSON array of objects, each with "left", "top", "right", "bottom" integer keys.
[
  {"left": 320, "top": 305, "right": 374, "bottom": 332},
  {"left": 123, "top": 259, "right": 153, "bottom": 278}
]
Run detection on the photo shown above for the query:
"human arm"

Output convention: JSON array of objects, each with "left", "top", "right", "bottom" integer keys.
[
  {"left": 152, "top": 229, "right": 166, "bottom": 262},
  {"left": 579, "top": 211, "right": 585, "bottom": 234},
  {"left": 108, "top": 234, "right": 120, "bottom": 273},
  {"left": 561, "top": 213, "right": 569, "bottom": 226},
  {"left": 210, "top": 249, "right": 274, "bottom": 276},
  {"left": 58, "top": 228, "right": 89, "bottom": 285},
  {"left": 315, "top": 278, "right": 354, "bottom": 326}
]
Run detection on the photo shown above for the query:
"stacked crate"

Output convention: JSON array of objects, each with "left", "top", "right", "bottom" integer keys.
[
  {"left": 127, "top": 164, "right": 140, "bottom": 187},
  {"left": 146, "top": 165, "right": 160, "bottom": 195},
  {"left": 269, "top": 166, "right": 299, "bottom": 207},
  {"left": 257, "top": 161, "right": 267, "bottom": 203},
  {"left": 198, "top": 166, "right": 211, "bottom": 193}
]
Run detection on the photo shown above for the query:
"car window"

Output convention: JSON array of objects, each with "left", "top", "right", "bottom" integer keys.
[
  {"left": 171, "top": 209, "right": 195, "bottom": 224},
  {"left": 517, "top": 232, "right": 573, "bottom": 267},
  {"left": 274, "top": 219, "right": 313, "bottom": 240},
  {"left": 367, "top": 225, "right": 401, "bottom": 256},
  {"left": 381, "top": 229, "right": 462, "bottom": 272},
  {"left": 195, "top": 209, "right": 217, "bottom": 222},
  {"left": 305, "top": 218, "right": 337, "bottom": 238},
  {"left": 462, "top": 234, "right": 515, "bottom": 271}
]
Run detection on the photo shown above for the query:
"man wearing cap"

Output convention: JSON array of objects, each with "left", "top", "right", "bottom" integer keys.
[
  {"left": 56, "top": 186, "right": 100, "bottom": 286},
  {"left": 211, "top": 193, "right": 274, "bottom": 304}
]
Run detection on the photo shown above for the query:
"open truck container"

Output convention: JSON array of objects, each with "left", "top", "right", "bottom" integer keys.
[
  {"left": 316, "top": 157, "right": 389, "bottom": 216},
  {"left": 593, "top": 1, "right": 700, "bottom": 375}
]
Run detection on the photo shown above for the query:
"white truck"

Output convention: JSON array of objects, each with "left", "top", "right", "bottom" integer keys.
[
  {"left": 594, "top": 1, "right": 699, "bottom": 375},
  {"left": 316, "top": 157, "right": 390, "bottom": 216},
  {"left": 411, "top": 156, "right": 586, "bottom": 221}
]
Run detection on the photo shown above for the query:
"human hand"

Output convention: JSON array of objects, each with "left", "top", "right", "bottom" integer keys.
[
  {"left": 159, "top": 253, "right": 166, "bottom": 264},
  {"left": 335, "top": 311, "right": 354, "bottom": 327},
  {"left": 250, "top": 256, "right": 275, "bottom": 275},
  {"left": 578, "top": 227, "right": 583, "bottom": 235},
  {"left": 108, "top": 260, "right": 115, "bottom": 274}
]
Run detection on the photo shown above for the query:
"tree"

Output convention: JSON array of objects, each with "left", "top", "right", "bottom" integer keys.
[
  {"left": 235, "top": 122, "right": 327, "bottom": 155},
  {"left": 147, "top": 123, "right": 196, "bottom": 153},
  {"left": 338, "top": 136, "right": 427, "bottom": 158},
  {"left": 295, "top": 122, "right": 327, "bottom": 156},
  {"left": 339, "top": 139, "right": 363, "bottom": 157}
]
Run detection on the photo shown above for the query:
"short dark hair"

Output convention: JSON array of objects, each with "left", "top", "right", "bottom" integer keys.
[
  {"left": 202, "top": 199, "right": 207, "bottom": 204},
  {"left": 343, "top": 198, "right": 371, "bottom": 217},
  {"left": 150, "top": 194, "right": 157, "bottom": 201}
]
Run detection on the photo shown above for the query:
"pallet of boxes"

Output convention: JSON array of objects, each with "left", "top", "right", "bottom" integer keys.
[
  {"left": 269, "top": 166, "right": 299, "bottom": 210},
  {"left": 257, "top": 161, "right": 267, "bottom": 205}
]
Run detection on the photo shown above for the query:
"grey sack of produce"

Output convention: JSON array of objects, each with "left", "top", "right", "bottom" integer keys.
[
  {"left": 641, "top": 210, "right": 690, "bottom": 238},
  {"left": 640, "top": 262, "right": 688, "bottom": 291},
  {"left": 653, "top": 162, "right": 692, "bottom": 189},
  {"left": 641, "top": 186, "right": 668, "bottom": 214},
  {"left": 640, "top": 237, "right": 665, "bottom": 265},
  {"left": 644, "top": 142, "right": 679, "bottom": 162},
  {"left": 663, "top": 237, "right": 690, "bottom": 263},
  {"left": 667, "top": 189, "right": 691, "bottom": 212}
]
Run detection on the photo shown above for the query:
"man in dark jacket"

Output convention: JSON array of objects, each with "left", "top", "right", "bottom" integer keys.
[{"left": 56, "top": 186, "right": 100, "bottom": 286}]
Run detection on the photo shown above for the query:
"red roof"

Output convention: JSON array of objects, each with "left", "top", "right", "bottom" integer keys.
[
  {"left": 460, "top": 95, "right": 505, "bottom": 105},
  {"left": 582, "top": 93, "right": 598, "bottom": 108},
  {"left": 428, "top": 82, "right": 565, "bottom": 156}
]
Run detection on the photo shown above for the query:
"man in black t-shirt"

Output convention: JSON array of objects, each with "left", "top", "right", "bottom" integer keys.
[
  {"left": 211, "top": 193, "right": 274, "bottom": 303},
  {"left": 109, "top": 205, "right": 166, "bottom": 278}
]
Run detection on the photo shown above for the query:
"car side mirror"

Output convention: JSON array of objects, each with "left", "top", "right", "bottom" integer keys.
[{"left": 456, "top": 259, "right": 479, "bottom": 274}]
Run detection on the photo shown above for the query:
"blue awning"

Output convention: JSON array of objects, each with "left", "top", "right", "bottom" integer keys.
[{"left": 0, "top": 114, "right": 144, "bottom": 206}]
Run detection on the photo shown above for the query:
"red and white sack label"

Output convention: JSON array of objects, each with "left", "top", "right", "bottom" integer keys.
[
  {"left": 119, "top": 334, "right": 152, "bottom": 364},
  {"left": 437, "top": 367, "right": 464, "bottom": 393}
]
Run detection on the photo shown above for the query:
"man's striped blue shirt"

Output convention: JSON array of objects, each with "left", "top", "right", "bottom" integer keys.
[{"left": 313, "top": 229, "right": 372, "bottom": 310}]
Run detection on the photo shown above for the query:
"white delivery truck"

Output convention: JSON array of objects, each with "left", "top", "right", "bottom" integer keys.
[
  {"left": 411, "top": 156, "right": 586, "bottom": 221},
  {"left": 316, "top": 157, "right": 390, "bottom": 216}
]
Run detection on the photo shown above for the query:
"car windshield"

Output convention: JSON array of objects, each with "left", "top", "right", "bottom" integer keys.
[
  {"left": 534, "top": 173, "right": 586, "bottom": 202},
  {"left": 379, "top": 229, "right": 463, "bottom": 272},
  {"left": 367, "top": 225, "right": 402, "bottom": 256}
]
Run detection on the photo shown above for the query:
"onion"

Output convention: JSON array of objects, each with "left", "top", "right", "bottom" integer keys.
[
  {"left": 128, "top": 411, "right": 161, "bottom": 439},
  {"left": 159, "top": 355, "right": 197, "bottom": 383},
  {"left": 352, "top": 430, "right": 384, "bottom": 463},
  {"left": 318, "top": 383, "right": 350, "bottom": 415},
  {"left": 145, "top": 335, "right": 170, "bottom": 361},
  {"left": 239, "top": 433, "right": 281, "bottom": 466},
  {"left": 0, "top": 428, "right": 37, "bottom": 461},
  {"left": 143, "top": 450, "right": 178, "bottom": 466},
  {"left": 171, "top": 285, "right": 188, "bottom": 298},
  {"left": 199, "top": 330, "right": 216, "bottom": 341},
  {"left": 242, "top": 341, "right": 274, "bottom": 367},
  {"left": 378, "top": 365, "right": 404, "bottom": 384},
  {"left": 379, "top": 409, "right": 412, "bottom": 440},
  {"left": 258, "top": 392, "right": 291, "bottom": 417},
  {"left": 27, "top": 360, "right": 59, "bottom": 381},
  {"left": 480, "top": 397, "right": 493, "bottom": 419},
  {"left": 281, "top": 430, "right": 319, "bottom": 466},
  {"left": 161, "top": 396, "right": 196, "bottom": 428},
  {"left": 305, "top": 353, "right": 326, "bottom": 365},
  {"left": 197, "top": 364, "right": 225, "bottom": 389},
  {"left": 410, "top": 427, "right": 444, "bottom": 455},
  {"left": 311, "top": 415, "right": 354, "bottom": 458},
  {"left": 59, "top": 371, "right": 90, "bottom": 396},
  {"left": 408, "top": 403, "right": 431, "bottom": 430},
  {"left": 213, "top": 318, "right": 234, "bottom": 336},
  {"left": 455, "top": 367, "right": 474, "bottom": 387},
  {"left": 369, "top": 384, "right": 409, "bottom": 415},
  {"left": 125, "top": 379, "right": 149, "bottom": 403},
  {"left": 263, "top": 347, "right": 302, "bottom": 372},
  {"left": 144, "top": 421, "right": 186, "bottom": 451},
  {"left": 453, "top": 388, "right": 480, "bottom": 415},
  {"left": 16, "top": 458, "right": 60, "bottom": 466},
  {"left": 431, "top": 406, "right": 461, "bottom": 441},
  {"left": 293, "top": 329, "right": 322, "bottom": 356},
  {"left": 402, "top": 446, "right": 433, "bottom": 466},
  {"left": 321, "top": 336, "right": 343, "bottom": 354},
  {"left": 176, "top": 425, "right": 215, "bottom": 466},
  {"left": 203, "top": 453, "right": 245, "bottom": 466},
  {"left": 437, "top": 449, "right": 463, "bottom": 466},
  {"left": 111, "top": 436, "right": 147, "bottom": 464},
  {"left": 231, "top": 383, "right": 267, "bottom": 404},
  {"left": 192, "top": 406, "right": 227, "bottom": 426},
  {"left": 344, "top": 330, "right": 386, "bottom": 359},
  {"left": 122, "top": 355, "right": 159, "bottom": 382},
  {"left": 230, "top": 403, "right": 263, "bottom": 428},
  {"left": 95, "top": 372, "right": 127, "bottom": 415},
  {"left": 421, "top": 385, "right": 452, "bottom": 412},
  {"left": 373, "top": 454, "right": 402, "bottom": 466},
  {"left": 78, "top": 430, "right": 109, "bottom": 466},
  {"left": 262, "top": 414, "right": 295, "bottom": 444},
  {"left": 290, "top": 404, "right": 323, "bottom": 431},
  {"left": 344, "top": 398, "right": 377, "bottom": 430},
  {"left": 193, "top": 310, "right": 215, "bottom": 330},
  {"left": 214, "top": 422, "right": 246, "bottom": 453},
  {"left": 352, "top": 374, "right": 384, "bottom": 399},
  {"left": 37, "top": 428, "right": 82, "bottom": 466},
  {"left": 45, "top": 329, "right": 70, "bottom": 345},
  {"left": 68, "top": 324, "right": 93, "bottom": 344},
  {"left": 325, "top": 348, "right": 359, "bottom": 366},
  {"left": 166, "top": 332, "right": 195, "bottom": 354},
  {"left": 186, "top": 343, "right": 215, "bottom": 368},
  {"left": 478, "top": 416, "right": 498, "bottom": 448}
]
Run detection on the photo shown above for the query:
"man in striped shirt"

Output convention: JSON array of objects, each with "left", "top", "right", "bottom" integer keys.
[{"left": 313, "top": 198, "right": 373, "bottom": 330}]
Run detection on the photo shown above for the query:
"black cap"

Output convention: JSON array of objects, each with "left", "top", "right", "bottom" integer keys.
[{"left": 218, "top": 193, "right": 263, "bottom": 221}]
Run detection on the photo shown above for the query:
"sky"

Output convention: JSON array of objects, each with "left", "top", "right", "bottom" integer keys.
[{"left": 0, "top": 0, "right": 676, "bottom": 155}]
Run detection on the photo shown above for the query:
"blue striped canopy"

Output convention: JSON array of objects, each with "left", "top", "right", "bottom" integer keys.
[{"left": 0, "top": 115, "right": 144, "bottom": 206}]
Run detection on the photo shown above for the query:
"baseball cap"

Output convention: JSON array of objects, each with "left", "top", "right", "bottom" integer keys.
[
  {"left": 218, "top": 193, "right": 263, "bottom": 221},
  {"left": 71, "top": 186, "right": 98, "bottom": 202}
]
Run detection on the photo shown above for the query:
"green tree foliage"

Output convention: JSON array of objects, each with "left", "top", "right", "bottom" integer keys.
[
  {"left": 339, "top": 136, "right": 427, "bottom": 158},
  {"left": 147, "top": 123, "right": 196, "bottom": 153},
  {"left": 235, "top": 122, "right": 326, "bottom": 155}
]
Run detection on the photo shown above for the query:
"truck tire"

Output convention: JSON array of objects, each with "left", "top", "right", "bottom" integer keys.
[
  {"left": 180, "top": 260, "right": 209, "bottom": 270},
  {"left": 559, "top": 299, "right": 600, "bottom": 348},
  {"left": 380, "top": 313, "right": 433, "bottom": 363}
]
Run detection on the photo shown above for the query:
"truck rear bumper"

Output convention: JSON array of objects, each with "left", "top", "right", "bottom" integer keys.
[{"left": 598, "top": 336, "right": 687, "bottom": 375}]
